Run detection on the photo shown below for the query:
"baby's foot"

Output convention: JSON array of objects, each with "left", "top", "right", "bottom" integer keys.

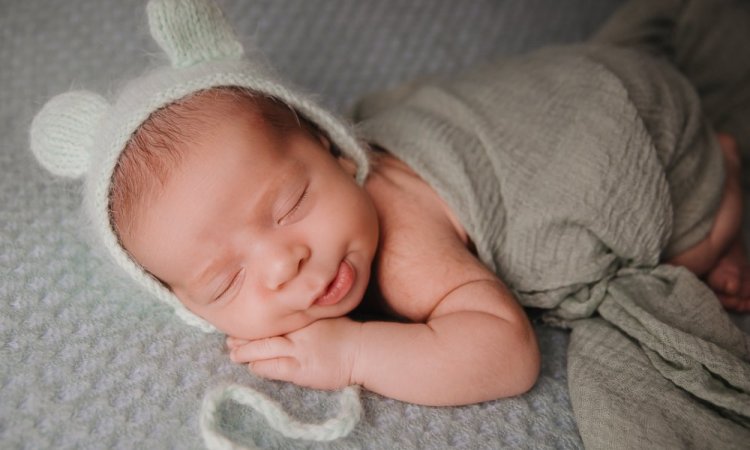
[
  {"left": 718, "top": 133, "right": 742, "bottom": 175},
  {"left": 704, "top": 134, "right": 750, "bottom": 311},
  {"left": 706, "top": 236, "right": 750, "bottom": 312}
]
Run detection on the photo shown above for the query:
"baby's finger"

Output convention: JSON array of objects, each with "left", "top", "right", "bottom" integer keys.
[
  {"left": 718, "top": 293, "right": 735, "bottom": 308},
  {"left": 248, "top": 357, "right": 300, "bottom": 382},
  {"left": 732, "top": 297, "right": 750, "bottom": 312},
  {"left": 230, "top": 336, "right": 294, "bottom": 363},
  {"left": 225, "top": 336, "right": 250, "bottom": 350},
  {"left": 718, "top": 294, "right": 750, "bottom": 312}
]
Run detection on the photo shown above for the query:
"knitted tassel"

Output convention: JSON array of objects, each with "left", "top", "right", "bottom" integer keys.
[{"left": 200, "top": 384, "right": 362, "bottom": 449}]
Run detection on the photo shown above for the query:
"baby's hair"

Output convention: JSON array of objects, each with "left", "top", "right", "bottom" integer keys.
[{"left": 110, "top": 86, "right": 318, "bottom": 242}]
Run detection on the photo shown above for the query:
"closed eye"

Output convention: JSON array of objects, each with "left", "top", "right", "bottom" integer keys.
[
  {"left": 215, "top": 268, "right": 245, "bottom": 302},
  {"left": 279, "top": 186, "right": 308, "bottom": 224}
]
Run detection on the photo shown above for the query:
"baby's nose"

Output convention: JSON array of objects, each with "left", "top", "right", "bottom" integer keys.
[{"left": 262, "top": 242, "right": 310, "bottom": 290}]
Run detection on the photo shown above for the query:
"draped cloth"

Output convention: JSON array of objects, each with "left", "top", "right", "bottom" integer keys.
[{"left": 354, "top": 1, "right": 750, "bottom": 447}]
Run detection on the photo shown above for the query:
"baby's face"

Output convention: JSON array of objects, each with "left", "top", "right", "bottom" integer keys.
[{"left": 124, "top": 105, "right": 379, "bottom": 340}]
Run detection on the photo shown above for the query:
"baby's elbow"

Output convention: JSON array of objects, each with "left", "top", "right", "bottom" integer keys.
[
  {"left": 515, "top": 338, "right": 541, "bottom": 395},
  {"left": 506, "top": 320, "right": 541, "bottom": 396}
]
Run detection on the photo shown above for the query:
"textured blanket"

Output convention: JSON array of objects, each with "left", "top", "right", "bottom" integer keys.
[
  {"left": 3, "top": 0, "right": 750, "bottom": 448},
  {"left": 355, "top": 1, "right": 750, "bottom": 448}
]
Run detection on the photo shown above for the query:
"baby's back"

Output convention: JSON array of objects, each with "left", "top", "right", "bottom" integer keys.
[{"left": 356, "top": 44, "right": 724, "bottom": 306}]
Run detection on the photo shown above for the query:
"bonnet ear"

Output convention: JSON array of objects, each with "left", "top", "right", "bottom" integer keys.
[
  {"left": 30, "top": 90, "right": 109, "bottom": 178},
  {"left": 29, "top": 0, "right": 245, "bottom": 180},
  {"left": 147, "top": 0, "right": 245, "bottom": 68}
]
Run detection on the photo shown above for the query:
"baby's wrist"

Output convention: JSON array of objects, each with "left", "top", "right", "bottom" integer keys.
[{"left": 348, "top": 320, "right": 367, "bottom": 386}]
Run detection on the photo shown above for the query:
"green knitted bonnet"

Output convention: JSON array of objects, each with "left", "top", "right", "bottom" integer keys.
[{"left": 29, "top": 0, "right": 371, "bottom": 332}]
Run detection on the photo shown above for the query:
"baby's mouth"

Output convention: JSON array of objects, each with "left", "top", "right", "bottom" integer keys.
[{"left": 313, "top": 260, "right": 355, "bottom": 307}]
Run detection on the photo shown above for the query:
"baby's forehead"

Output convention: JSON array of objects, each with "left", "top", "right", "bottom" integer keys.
[
  {"left": 162, "top": 88, "right": 266, "bottom": 125},
  {"left": 135, "top": 89, "right": 297, "bottom": 155},
  {"left": 171, "top": 88, "right": 297, "bottom": 123},
  {"left": 113, "top": 89, "right": 264, "bottom": 236}
]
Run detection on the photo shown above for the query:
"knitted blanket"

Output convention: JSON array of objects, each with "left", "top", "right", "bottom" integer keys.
[
  {"left": 3, "top": 0, "right": 749, "bottom": 448},
  {"left": 355, "top": 1, "right": 750, "bottom": 448}
]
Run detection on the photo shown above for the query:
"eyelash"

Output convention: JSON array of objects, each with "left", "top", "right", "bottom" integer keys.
[
  {"left": 216, "top": 268, "right": 244, "bottom": 302},
  {"left": 280, "top": 187, "right": 308, "bottom": 223}
]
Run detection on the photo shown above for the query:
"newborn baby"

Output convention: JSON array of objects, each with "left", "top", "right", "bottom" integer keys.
[
  {"left": 31, "top": 0, "right": 750, "bottom": 408},
  {"left": 112, "top": 88, "right": 541, "bottom": 405},
  {"left": 110, "top": 74, "right": 746, "bottom": 407}
]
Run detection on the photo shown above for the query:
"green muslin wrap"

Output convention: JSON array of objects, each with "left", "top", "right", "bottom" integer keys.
[{"left": 354, "top": 0, "right": 750, "bottom": 447}]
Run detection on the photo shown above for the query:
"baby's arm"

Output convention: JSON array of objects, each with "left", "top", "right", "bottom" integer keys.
[
  {"left": 351, "top": 276, "right": 540, "bottom": 405},
  {"left": 229, "top": 244, "right": 539, "bottom": 406}
]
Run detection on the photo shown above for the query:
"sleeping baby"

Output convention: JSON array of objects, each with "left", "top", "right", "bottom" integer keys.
[{"left": 30, "top": 0, "right": 750, "bottom": 408}]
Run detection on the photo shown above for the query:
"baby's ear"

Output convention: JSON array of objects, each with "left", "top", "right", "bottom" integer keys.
[
  {"left": 324, "top": 133, "right": 357, "bottom": 177},
  {"left": 336, "top": 155, "right": 358, "bottom": 177},
  {"left": 316, "top": 131, "right": 331, "bottom": 151}
]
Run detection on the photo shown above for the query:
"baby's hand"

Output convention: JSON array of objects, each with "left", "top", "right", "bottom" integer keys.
[{"left": 227, "top": 317, "right": 362, "bottom": 390}]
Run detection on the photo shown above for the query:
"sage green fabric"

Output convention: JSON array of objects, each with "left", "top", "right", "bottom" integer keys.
[
  {"left": 592, "top": 0, "right": 750, "bottom": 163},
  {"left": 354, "top": 0, "right": 750, "bottom": 447}
]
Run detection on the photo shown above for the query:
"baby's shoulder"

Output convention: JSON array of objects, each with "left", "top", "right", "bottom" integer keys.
[
  {"left": 364, "top": 152, "right": 491, "bottom": 321},
  {"left": 365, "top": 152, "right": 467, "bottom": 241}
]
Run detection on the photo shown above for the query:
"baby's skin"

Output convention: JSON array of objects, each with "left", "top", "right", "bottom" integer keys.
[{"left": 120, "top": 91, "right": 748, "bottom": 406}]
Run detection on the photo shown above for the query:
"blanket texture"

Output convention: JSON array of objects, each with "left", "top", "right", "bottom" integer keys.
[{"left": 355, "top": 0, "right": 750, "bottom": 448}]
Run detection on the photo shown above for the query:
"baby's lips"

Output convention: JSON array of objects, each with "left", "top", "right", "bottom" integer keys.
[{"left": 313, "top": 260, "right": 355, "bottom": 307}]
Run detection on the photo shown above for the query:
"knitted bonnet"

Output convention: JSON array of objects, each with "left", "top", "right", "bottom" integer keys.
[{"left": 29, "top": 0, "right": 370, "bottom": 333}]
